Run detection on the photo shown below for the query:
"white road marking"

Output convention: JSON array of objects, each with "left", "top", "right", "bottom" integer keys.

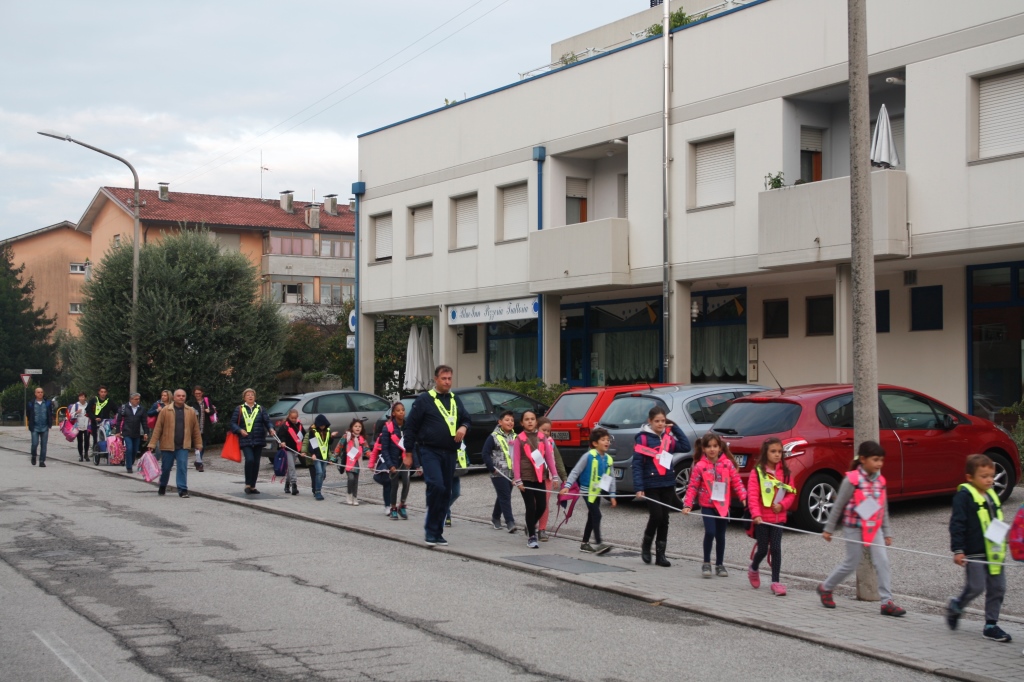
[{"left": 33, "top": 631, "right": 108, "bottom": 682}]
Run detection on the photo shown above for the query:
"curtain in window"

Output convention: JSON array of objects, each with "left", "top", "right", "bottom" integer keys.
[
  {"left": 489, "top": 337, "right": 537, "bottom": 381},
  {"left": 592, "top": 330, "right": 659, "bottom": 382},
  {"left": 691, "top": 325, "right": 746, "bottom": 378}
]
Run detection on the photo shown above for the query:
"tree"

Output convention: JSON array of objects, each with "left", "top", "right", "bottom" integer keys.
[
  {"left": 281, "top": 321, "right": 328, "bottom": 373},
  {"left": 0, "top": 244, "right": 56, "bottom": 388},
  {"left": 73, "top": 229, "right": 287, "bottom": 409},
  {"left": 372, "top": 314, "right": 434, "bottom": 397}
]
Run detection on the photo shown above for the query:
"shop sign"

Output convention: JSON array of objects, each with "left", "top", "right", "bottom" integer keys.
[{"left": 448, "top": 297, "right": 538, "bottom": 326}]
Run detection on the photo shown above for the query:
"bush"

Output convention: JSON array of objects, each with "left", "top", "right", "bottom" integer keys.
[
  {"left": 480, "top": 379, "right": 570, "bottom": 408},
  {"left": 1, "top": 381, "right": 40, "bottom": 414},
  {"left": 304, "top": 371, "right": 325, "bottom": 385}
]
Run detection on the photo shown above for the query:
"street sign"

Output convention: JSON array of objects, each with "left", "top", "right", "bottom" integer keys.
[
  {"left": 24, "top": 369, "right": 42, "bottom": 375},
  {"left": 348, "top": 310, "right": 357, "bottom": 333},
  {"left": 20, "top": 374, "right": 31, "bottom": 386},
  {"left": 346, "top": 334, "right": 356, "bottom": 350}
]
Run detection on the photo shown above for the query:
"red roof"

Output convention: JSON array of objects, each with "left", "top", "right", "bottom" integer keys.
[{"left": 102, "top": 187, "right": 354, "bottom": 233}]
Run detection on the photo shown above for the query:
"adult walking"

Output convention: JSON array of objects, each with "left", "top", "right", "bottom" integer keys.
[
  {"left": 147, "top": 389, "right": 202, "bottom": 497},
  {"left": 69, "top": 392, "right": 90, "bottom": 461},
  {"left": 115, "top": 393, "right": 149, "bottom": 473},
  {"left": 189, "top": 385, "right": 216, "bottom": 472},
  {"left": 26, "top": 387, "right": 54, "bottom": 467},
  {"left": 404, "top": 365, "right": 470, "bottom": 546},
  {"left": 229, "top": 388, "right": 275, "bottom": 495},
  {"left": 87, "top": 385, "right": 117, "bottom": 460}
]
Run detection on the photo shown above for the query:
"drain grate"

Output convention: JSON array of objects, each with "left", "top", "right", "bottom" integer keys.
[{"left": 504, "top": 554, "right": 631, "bottom": 574}]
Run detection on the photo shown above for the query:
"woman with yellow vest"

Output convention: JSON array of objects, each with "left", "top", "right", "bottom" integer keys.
[
  {"left": 746, "top": 437, "right": 797, "bottom": 595},
  {"left": 302, "top": 414, "right": 336, "bottom": 501},
  {"left": 482, "top": 410, "right": 517, "bottom": 532},
  {"left": 562, "top": 427, "right": 617, "bottom": 554},
  {"left": 229, "top": 388, "right": 275, "bottom": 495}
]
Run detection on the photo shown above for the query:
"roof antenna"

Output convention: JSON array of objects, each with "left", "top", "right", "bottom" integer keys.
[{"left": 761, "top": 361, "right": 785, "bottom": 394}]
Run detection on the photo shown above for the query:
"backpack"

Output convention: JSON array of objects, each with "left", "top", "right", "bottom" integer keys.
[
  {"left": 369, "top": 421, "right": 395, "bottom": 469},
  {"left": 1009, "top": 507, "right": 1024, "bottom": 562},
  {"left": 272, "top": 448, "right": 288, "bottom": 481}
]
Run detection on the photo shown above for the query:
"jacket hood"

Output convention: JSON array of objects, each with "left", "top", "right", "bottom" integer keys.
[
  {"left": 639, "top": 423, "right": 660, "bottom": 436},
  {"left": 314, "top": 414, "right": 330, "bottom": 429}
]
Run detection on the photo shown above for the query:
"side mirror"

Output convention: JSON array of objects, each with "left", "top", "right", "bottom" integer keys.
[{"left": 942, "top": 414, "right": 956, "bottom": 430}]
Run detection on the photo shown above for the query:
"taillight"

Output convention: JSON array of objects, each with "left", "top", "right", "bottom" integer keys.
[
  {"left": 782, "top": 438, "right": 808, "bottom": 457},
  {"left": 579, "top": 426, "right": 591, "bottom": 442}
]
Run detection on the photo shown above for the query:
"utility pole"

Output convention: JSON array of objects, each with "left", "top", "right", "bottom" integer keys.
[
  {"left": 847, "top": 0, "right": 881, "bottom": 601},
  {"left": 660, "top": 0, "right": 672, "bottom": 382}
]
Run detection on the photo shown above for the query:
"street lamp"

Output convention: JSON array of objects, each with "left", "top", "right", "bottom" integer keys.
[{"left": 39, "top": 130, "right": 142, "bottom": 395}]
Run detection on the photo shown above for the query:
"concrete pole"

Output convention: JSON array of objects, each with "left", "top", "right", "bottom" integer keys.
[
  {"left": 661, "top": 0, "right": 672, "bottom": 382},
  {"left": 848, "top": 0, "right": 881, "bottom": 601}
]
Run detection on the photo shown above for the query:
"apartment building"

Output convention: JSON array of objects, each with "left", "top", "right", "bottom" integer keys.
[{"left": 354, "top": 0, "right": 1024, "bottom": 415}]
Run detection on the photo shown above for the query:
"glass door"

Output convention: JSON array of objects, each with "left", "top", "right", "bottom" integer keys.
[{"left": 561, "top": 330, "right": 586, "bottom": 387}]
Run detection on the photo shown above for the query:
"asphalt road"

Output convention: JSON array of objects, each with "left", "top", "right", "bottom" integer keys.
[{"left": 0, "top": 452, "right": 942, "bottom": 682}]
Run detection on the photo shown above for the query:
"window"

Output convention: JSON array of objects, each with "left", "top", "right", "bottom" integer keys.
[
  {"left": 410, "top": 205, "right": 433, "bottom": 256},
  {"left": 113, "top": 234, "right": 121, "bottom": 247},
  {"left": 500, "top": 183, "right": 528, "bottom": 241},
  {"left": 265, "top": 231, "right": 313, "bottom": 256},
  {"left": 69, "top": 302, "right": 84, "bottom": 314},
  {"left": 487, "top": 390, "right": 536, "bottom": 414},
  {"left": 881, "top": 391, "right": 942, "bottom": 429},
  {"left": 762, "top": 299, "right": 789, "bottom": 338},
  {"left": 819, "top": 394, "right": 854, "bottom": 428},
  {"left": 374, "top": 214, "right": 393, "bottom": 261},
  {"left": 694, "top": 136, "right": 735, "bottom": 207},
  {"left": 685, "top": 392, "right": 738, "bottom": 425},
  {"left": 911, "top": 285, "right": 943, "bottom": 331},
  {"left": 267, "top": 277, "right": 313, "bottom": 304},
  {"left": 70, "top": 262, "right": 87, "bottom": 274},
  {"left": 800, "top": 127, "right": 823, "bottom": 183},
  {"left": 463, "top": 325, "right": 478, "bottom": 354},
  {"left": 320, "top": 277, "right": 350, "bottom": 305},
  {"left": 452, "top": 194, "right": 478, "bottom": 249},
  {"left": 876, "top": 290, "right": 890, "bottom": 333},
  {"left": 317, "top": 393, "right": 352, "bottom": 413},
  {"left": 806, "top": 295, "right": 834, "bottom": 336},
  {"left": 978, "top": 68, "right": 1024, "bottom": 159},
  {"left": 566, "top": 177, "right": 588, "bottom": 225},
  {"left": 349, "top": 393, "right": 390, "bottom": 412},
  {"left": 546, "top": 392, "right": 597, "bottom": 421},
  {"left": 458, "top": 391, "right": 489, "bottom": 416},
  {"left": 320, "top": 237, "right": 352, "bottom": 258}
]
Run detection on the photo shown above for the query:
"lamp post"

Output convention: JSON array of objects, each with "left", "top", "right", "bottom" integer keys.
[{"left": 39, "top": 131, "right": 141, "bottom": 395}]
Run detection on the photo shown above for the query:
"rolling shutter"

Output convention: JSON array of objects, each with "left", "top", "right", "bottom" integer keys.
[
  {"left": 374, "top": 214, "right": 393, "bottom": 260},
  {"left": 566, "top": 177, "right": 588, "bottom": 198},
  {"left": 454, "top": 195, "right": 478, "bottom": 249},
  {"left": 502, "top": 183, "right": 528, "bottom": 240},
  {"left": 889, "top": 116, "right": 905, "bottom": 169},
  {"left": 623, "top": 174, "right": 629, "bottom": 218},
  {"left": 695, "top": 136, "right": 735, "bottom": 207},
  {"left": 412, "top": 205, "right": 433, "bottom": 255},
  {"left": 979, "top": 69, "right": 1024, "bottom": 158},
  {"left": 800, "top": 127, "right": 823, "bottom": 152}
]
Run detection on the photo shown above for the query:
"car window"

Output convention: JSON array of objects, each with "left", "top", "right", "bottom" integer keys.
[
  {"left": 268, "top": 399, "right": 299, "bottom": 417},
  {"left": 819, "top": 394, "right": 854, "bottom": 428},
  {"left": 713, "top": 401, "right": 801, "bottom": 436},
  {"left": 487, "top": 391, "right": 535, "bottom": 414},
  {"left": 600, "top": 397, "right": 667, "bottom": 429},
  {"left": 350, "top": 393, "right": 389, "bottom": 411},
  {"left": 685, "top": 392, "right": 737, "bottom": 425},
  {"left": 881, "top": 391, "right": 941, "bottom": 429},
  {"left": 316, "top": 393, "right": 352, "bottom": 414},
  {"left": 546, "top": 392, "right": 598, "bottom": 421},
  {"left": 301, "top": 398, "right": 317, "bottom": 414},
  {"left": 458, "top": 391, "right": 490, "bottom": 416}
]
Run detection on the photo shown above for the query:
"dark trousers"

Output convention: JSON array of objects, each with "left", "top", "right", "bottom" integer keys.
[
  {"left": 520, "top": 480, "right": 548, "bottom": 537},
  {"left": 242, "top": 445, "right": 263, "bottom": 487},
  {"left": 490, "top": 476, "right": 515, "bottom": 525},
  {"left": 379, "top": 476, "right": 392, "bottom": 507},
  {"left": 583, "top": 497, "right": 603, "bottom": 544},
  {"left": 955, "top": 561, "right": 1007, "bottom": 623},
  {"left": 643, "top": 486, "right": 682, "bottom": 543},
  {"left": 447, "top": 476, "right": 462, "bottom": 519},
  {"left": 702, "top": 506, "right": 729, "bottom": 565},
  {"left": 77, "top": 430, "right": 89, "bottom": 459},
  {"left": 419, "top": 447, "right": 455, "bottom": 540},
  {"left": 751, "top": 523, "right": 783, "bottom": 581},
  {"left": 390, "top": 470, "right": 411, "bottom": 507},
  {"left": 347, "top": 470, "right": 359, "bottom": 496}
]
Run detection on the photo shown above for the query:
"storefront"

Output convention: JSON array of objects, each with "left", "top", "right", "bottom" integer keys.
[
  {"left": 559, "top": 297, "right": 663, "bottom": 387},
  {"left": 449, "top": 297, "right": 541, "bottom": 383},
  {"left": 968, "top": 262, "right": 1024, "bottom": 418},
  {"left": 690, "top": 288, "right": 748, "bottom": 384}
]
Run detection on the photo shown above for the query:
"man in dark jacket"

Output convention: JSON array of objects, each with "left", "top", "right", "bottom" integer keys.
[
  {"left": 189, "top": 385, "right": 216, "bottom": 472},
  {"left": 403, "top": 365, "right": 470, "bottom": 546},
  {"left": 116, "top": 393, "right": 150, "bottom": 473},
  {"left": 87, "top": 385, "right": 117, "bottom": 431},
  {"left": 26, "top": 387, "right": 54, "bottom": 466}
]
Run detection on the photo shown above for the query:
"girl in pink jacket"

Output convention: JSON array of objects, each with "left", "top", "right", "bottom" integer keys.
[
  {"left": 683, "top": 433, "right": 747, "bottom": 577},
  {"left": 512, "top": 410, "right": 561, "bottom": 549},
  {"left": 746, "top": 437, "right": 797, "bottom": 595}
]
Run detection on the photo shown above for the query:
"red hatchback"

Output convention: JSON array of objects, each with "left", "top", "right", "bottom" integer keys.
[{"left": 711, "top": 384, "right": 1021, "bottom": 530}]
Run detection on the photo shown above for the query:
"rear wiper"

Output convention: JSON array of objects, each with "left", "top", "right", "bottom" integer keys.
[
  {"left": 597, "top": 422, "right": 618, "bottom": 429},
  {"left": 714, "top": 427, "right": 738, "bottom": 435}
]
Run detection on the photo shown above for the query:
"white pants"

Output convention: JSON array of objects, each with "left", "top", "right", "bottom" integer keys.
[{"left": 823, "top": 531, "right": 892, "bottom": 602}]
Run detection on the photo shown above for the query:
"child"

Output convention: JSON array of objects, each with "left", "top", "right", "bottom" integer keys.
[
  {"left": 512, "top": 410, "right": 560, "bottom": 549},
  {"left": 947, "top": 453, "right": 1012, "bottom": 642},
  {"left": 382, "top": 402, "right": 412, "bottom": 520},
  {"left": 482, "top": 410, "right": 518, "bottom": 532},
  {"left": 301, "top": 414, "right": 336, "bottom": 501},
  {"left": 633, "top": 406, "right": 690, "bottom": 567},
  {"left": 563, "top": 427, "right": 617, "bottom": 554},
  {"left": 747, "top": 437, "right": 796, "bottom": 595},
  {"left": 336, "top": 419, "right": 370, "bottom": 506},
  {"left": 536, "top": 416, "right": 568, "bottom": 541},
  {"left": 683, "top": 432, "right": 746, "bottom": 577},
  {"left": 819, "top": 440, "right": 906, "bottom": 616},
  {"left": 275, "top": 408, "right": 305, "bottom": 495}
]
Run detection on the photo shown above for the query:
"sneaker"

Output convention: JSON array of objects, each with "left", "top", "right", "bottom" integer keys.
[
  {"left": 538, "top": 530, "right": 548, "bottom": 542},
  {"left": 38, "top": 462, "right": 46, "bottom": 467},
  {"left": 444, "top": 516, "right": 452, "bottom": 527},
  {"left": 126, "top": 468, "right": 133, "bottom": 474},
  {"left": 491, "top": 517, "right": 503, "bottom": 530},
  {"left": 770, "top": 582, "right": 787, "bottom": 596},
  {"left": 983, "top": 625, "right": 1012, "bottom": 643},
  {"left": 31, "top": 456, "right": 36, "bottom": 466},
  {"left": 594, "top": 543, "right": 612, "bottom": 556},
  {"left": 701, "top": 563, "right": 712, "bottom": 578},
  {"left": 748, "top": 567, "right": 761, "bottom": 589},
  {"left": 716, "top": 565, "right": 729, "bottom": 578},
  {"left": 880, "top": 600, "right": 906, "bottom": 617},
  {"left": 251, "top": 488, "right": 261, "bottom": 495},
  {"left": 425, "top": 537, "right": 439, "bottom": 546},
  {"left": 527, "top": 536, "right": 539, "bottom": 549},
  {"left": 158, "top": 486, "right": 167, "bottom": 496},
  {"left": 291, "top": 483, "right": 298, "bottom": 495},
  {"left": 285, "top": 482, "right": 291, "bottom": 493},
  {"left": 179, "top": 490, "right": 190, "bottom": 498},
  {"left": 946, "top": 598, "right": 962, "bottom": 631},
  {"left": 580, "top": 542, "right": 596, "bottom": 553},
  {"left": 352, "top": 497, "right": 360, "bottom": 506},
  {"left": 195, "top": 462, "right": 204, "bottom": 472},
  {"left": 507, "top": 523, "right": 518, "bottom": 534},
  {"left": 398, "top": 506, "right": 408, "bottom": 520},
  {"left": 817, "top": 584, "right": 836, "bottom": 609},
  {"left": 314, "top": 492, "right": 324, "bottom": 501},
  {"left": 434, "top": 536, "right": 448, "bottom": 547},
  {"left": 390, "top": 508, "right": 399, "bottom": 520}
]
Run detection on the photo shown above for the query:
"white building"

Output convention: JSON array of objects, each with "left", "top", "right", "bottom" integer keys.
[{"left": 354, "top": 0, "right": 1024, "bottom": 416}]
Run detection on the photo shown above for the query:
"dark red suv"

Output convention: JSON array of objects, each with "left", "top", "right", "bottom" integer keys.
[{"left": 711, "top": 384, "right": 1021, "bottom": 530}]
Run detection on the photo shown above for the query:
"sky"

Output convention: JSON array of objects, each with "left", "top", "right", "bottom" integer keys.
[{"left": 0, "top": 0, "right": 648, "bottom": 240}]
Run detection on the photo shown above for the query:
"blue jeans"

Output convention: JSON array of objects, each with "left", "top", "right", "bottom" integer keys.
[
  {"left": 419, "top": 447, "right": 455, "bottom": 540},
  {"left": 31, "top": 429, "right": 49, "bottom": 462},
  {"left": 123, "top": 436, "right": 140, "bottom": 471},
  {"left": 490, "top": 475, "right": 515, "bottom": 525},
  {"left": 311, "top": 460, "right": 327, "bottom": 493},
  {"left": 446, "top": 476, "right": 462, "bottom": 519},
  {"left": 159, "top": 449, "right": 188, "bottom": 491},
  {"left": 242, "top": 446, "right": 263, "bottom": 487}
]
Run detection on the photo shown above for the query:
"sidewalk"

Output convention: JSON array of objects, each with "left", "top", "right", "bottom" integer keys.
[{"left": 3, "top": 428, "right": 1022, "bottom": 681}]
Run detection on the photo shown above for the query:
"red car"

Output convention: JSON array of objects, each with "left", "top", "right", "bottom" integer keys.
[
  {"left": 545, "top": 384, "right": 672, "bottom": 469},
  {"left": 711, "top": 384, "right": 1021, "bottom": 530}
]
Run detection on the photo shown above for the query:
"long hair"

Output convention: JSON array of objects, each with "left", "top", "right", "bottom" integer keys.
[
  {"left": 692, "top": 432, "right": 737, "bottom": 467},
  {"left": 756, "top": 437, "right": 788, "bottom": 480},
  {"left": 347, "top": 418, "right": 364, "bottom": 436}
]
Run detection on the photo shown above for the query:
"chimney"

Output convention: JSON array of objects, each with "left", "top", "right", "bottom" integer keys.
[
  {"left": 158, "top": 182, "right": 170, "bottom": 201},
  {"left": 279, "top": 190, "right": 294, "bottom": 213},
  {"left": 305, "top": 203, "right": 320, "bottom": 230},
  {"left": 322, "top": 194, "right": 338, "bottom": 216}
]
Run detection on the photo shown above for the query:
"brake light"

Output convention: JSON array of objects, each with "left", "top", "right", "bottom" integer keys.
[
  {"left": 580, "top": 426, "right": 591, "bottom": 442},
  {"left": 782, "top": 438, "right": 808, "bottom": 457}
]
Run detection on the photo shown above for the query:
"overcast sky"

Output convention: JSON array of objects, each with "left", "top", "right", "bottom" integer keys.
[{"left": 0, "top": 0, "right": 650, "bottom": 240}]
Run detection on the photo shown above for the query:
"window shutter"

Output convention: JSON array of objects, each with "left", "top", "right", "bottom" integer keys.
[
  {"left": 623, "top": 175, "right": 629, "bottom": 218},
  {"left": 412, "top": 205, "right": 433, "bottom": 255},
  {"left": 695, "top": 136, "right": 735, "bottom": 207},
  {"left": 800, "top": 127, "right": 823, "bottom": 152},
  {"left": 454, "top": 195, "right": 478, "bottom": 249},
  {"left": 979, "top": 69, "right": 1024, "bottom": 158},
  {"left": 566, "top": 177, "right": 588, "bottom": 198},
  {"left": 889, "top": 116, "right": 905, "bottom": 169},
  {"left": 502, "top": 183, "right": 528, "bottom": 240},
  {"left": 374, "top": 214, "right": 393, "bottom": 260}
]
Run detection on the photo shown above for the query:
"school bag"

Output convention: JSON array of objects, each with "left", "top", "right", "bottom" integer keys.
[
  {"left": 107, "top": 436, "right": 125, "bottom": 466},
  {"left": 1009, "top": 507, "right": 1024, "bottom": 562},
  {"left": 272, "top": 448, "right": 288, "bottom": 480}
]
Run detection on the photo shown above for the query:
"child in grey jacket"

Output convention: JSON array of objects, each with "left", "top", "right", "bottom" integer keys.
[{"left": 563, "top": 427, "right": 617, "bottom": 555}]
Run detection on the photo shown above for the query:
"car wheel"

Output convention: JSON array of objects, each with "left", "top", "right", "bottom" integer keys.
[
  {"left": 673, "top": 459, "right": 692, "bottom": 499},
  {"left": 986, "top": 451, "right": 1017, "bottom": 502},
  {"left": 797, "top": 472, "right": 840, "bottom": 532}
]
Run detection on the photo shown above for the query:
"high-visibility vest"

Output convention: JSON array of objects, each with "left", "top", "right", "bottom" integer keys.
[
  {"left": 456, "top": 442, "right": 468, "bottom": 469},
  {"left": 756, "top": 466, "right": 796, "bottom": 508},
  {"left": 95, "top": 398, "right": 109, "bottom": 415},
  {"left": 846, "top": 469, "right": 886, "bottom": 544},
  {"left": 241, "top": 404, "right": 261, "bottom": 432},
  {"left": 959, "top": 483, "right": 1006, "bottom": 575},
  {"left": 428, "top": 389, "right": 458, "bottom": 436},
  {"left": 312, "top": 430, "right": 331, "bottom": 460},
  {"left": 492, "top": 428, "right": 513, "bottom": 471},
  {"left": 585, "top": 449, "right": 614, "bottom": 503}
]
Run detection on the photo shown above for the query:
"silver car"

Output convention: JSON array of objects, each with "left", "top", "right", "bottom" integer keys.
[
  {"left": 595, "top": 384, "right": 767, "bottom": 495},
  {"left": 264, "top": 390, "right": 391, "bottom": 456}
]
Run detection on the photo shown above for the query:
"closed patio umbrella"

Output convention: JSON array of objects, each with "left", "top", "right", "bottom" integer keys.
[
  {"left": 870, "top": 103, "right": 900, "bottom": 169},
  {"left": 417, "top": 325, "right": 433, "bottom": 389},
  {"left": 403, "top": 324, "right": 421, "bottom": 391}
]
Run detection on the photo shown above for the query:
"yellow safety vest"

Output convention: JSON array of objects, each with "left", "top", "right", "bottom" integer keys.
[
  {"left": 95, "top": 398, "right": 109, "bottom": 414},
  {"left": 493, "top": 429, "right": 513, "bottom": 471},
  {"left": 586, "top": 449, "right": 615, "bottom": 503},
  {"left": 958, "top": 483, "right": 1005, "bottom": 575},
  {"left": 756, "top": 466, "right": 796, "bottom": 508},
  {"left": 428, "top": 389, "right": 458, "bottom": 436},
  {"left": 241, "top": 404, "right": 261, "bottom": 432},
  {"left": 312, "top": 430, "right": 331, "bottom": 460}
]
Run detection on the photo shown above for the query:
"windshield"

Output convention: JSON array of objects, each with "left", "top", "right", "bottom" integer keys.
[
  {"left": 267, "top": 399, "right": 299, "bottom": 417},
  {"left": 712, "top": 401, "right": 801, "bottom": 437},
  {"left": 546, "top": 392, "right": 598, "bottom": 421},
  {"left": 599, "top": 396, "right": 667, "bottom": 429}
]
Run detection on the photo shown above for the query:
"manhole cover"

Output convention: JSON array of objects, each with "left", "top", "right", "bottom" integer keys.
[{"left": 504, "top": 554, "right": 631, "bottom": 574}]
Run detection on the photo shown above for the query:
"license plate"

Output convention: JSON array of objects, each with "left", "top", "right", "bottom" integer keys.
[
  {"left": 734, "top": 455, "right": 747, "bottom": 468},
  {"left": 550, "top": 431, "right": 570, "bottom": 441},
  {"left": 614, "top": 468, "right": 624, "bottom": 479}
]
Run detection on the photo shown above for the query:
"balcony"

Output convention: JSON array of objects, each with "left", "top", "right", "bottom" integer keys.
[
  {"left": 261, "top": 254, "right": 354, "bottom": 279},
  {"left": 528, "top": 217, "right": 629, "bottom": 293},
  {"left": 757, "top": 169, "right": 908, "bottom": 269}
]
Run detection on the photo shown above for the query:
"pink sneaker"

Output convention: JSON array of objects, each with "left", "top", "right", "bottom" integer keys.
[
  {"left": 770, "top": 582, "right": 787, "bottom": 596},
  {"left": 747, "top": 567, "right": 760, "bottom": 589}
]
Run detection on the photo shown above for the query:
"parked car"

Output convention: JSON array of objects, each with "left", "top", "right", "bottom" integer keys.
[
  {"left": 545, "top": 384, "right": 673, "bottom": 470},
  {"left": 595, "top": 384, "right": 768, "bottom": 495},
  {"left": 373, "top": 388, "right": 548, "bottom": 465},
  {"left": 263, "top": 390, "right": 391, "bottom": 460},
  {"left": 710, "top": 384, "right": 1022, "bottom": 531}
]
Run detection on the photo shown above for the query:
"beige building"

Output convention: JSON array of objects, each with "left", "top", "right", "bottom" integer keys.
[{"left": 354, "top": 0, "right": 1024, "bottom": 416}]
